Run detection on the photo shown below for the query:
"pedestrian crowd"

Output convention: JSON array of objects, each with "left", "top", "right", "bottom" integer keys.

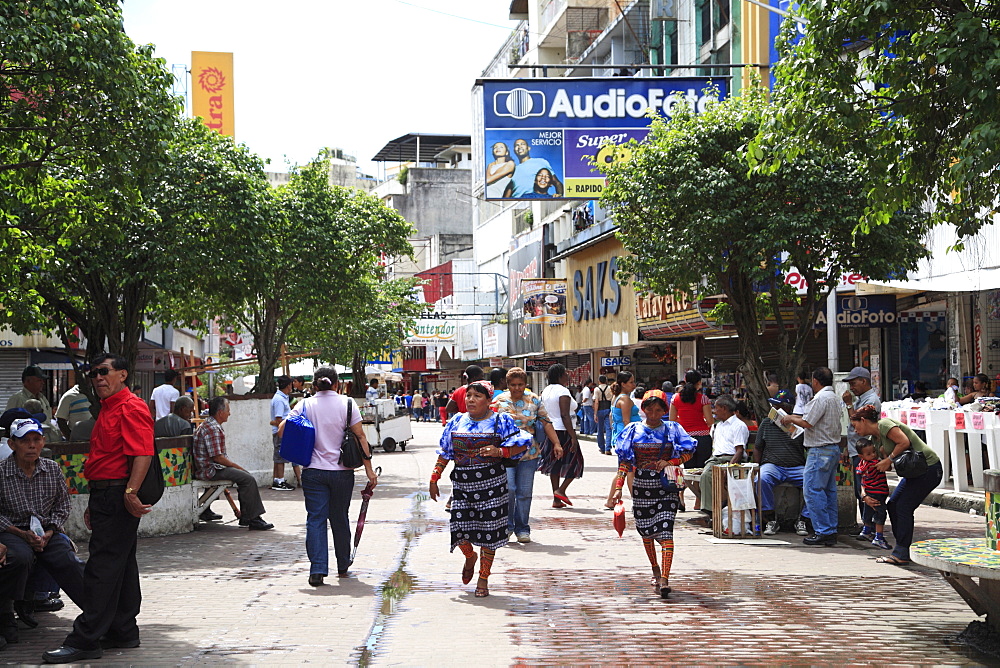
[{"left": 0, "top": 354, "right": 963, "bottom": 661}]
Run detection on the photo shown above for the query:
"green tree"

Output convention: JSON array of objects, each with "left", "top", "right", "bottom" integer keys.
[
  {"left": 199, "top": 156, "right": 419, "bottom": 395},
  {"left": 600, "top": 86, "right": 931, "bottom": 416},
  {"left": 1, "top": 117, "right": 271, "bottom": 372},
  {"left": 758, "top": 1, "right": 1000, "bottom": 235}
]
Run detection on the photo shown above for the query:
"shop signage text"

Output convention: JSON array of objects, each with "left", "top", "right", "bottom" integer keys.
[
  {"left": 815, "top": 295, "right": 897, "bottom": 329},
  {"left": 600, "top": 356, "right": 632, "bottom": 367},
  {"left": 636, "top": 292, "right": 694, "bottom": 320},
  {"left": 573, "top": 256, "right": 621, "bottom": 322},
  {"left": 405, "top": 321, "right": 457, "bottom": 345},
  {"left": 526, "top": 358, "right": 559, "bottom": 372}
]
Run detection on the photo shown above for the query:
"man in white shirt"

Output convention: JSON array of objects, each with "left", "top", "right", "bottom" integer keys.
[
  {"left": 698, "top": 395, "right": 749, "bottom": 515},
  {"left": 579, "top": 380, "right": 595, "bottom": 435},
  {"left": 148, "top": 370, "right": 180, "bottom": 420},
  {"left": 365, "top": 379, "right": 381, "bottom": 405}
]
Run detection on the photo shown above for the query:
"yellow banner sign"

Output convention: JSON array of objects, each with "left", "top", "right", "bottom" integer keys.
[{"left": 191, "top": 51, "right": 234, "bottom": 137}]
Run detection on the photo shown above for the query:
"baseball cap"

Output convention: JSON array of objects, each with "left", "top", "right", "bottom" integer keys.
[
  {"left": 9, "top": 418, "right": 43, "bottom": 438},
  {"left": 768, "top": 389, "right": 795, "bottom": 406},
  {"left": 21, "top": 365, "right": 49, "bottom": 381},
  {"left": 844, "top": 367, "right": 872, "bottom": 381}
]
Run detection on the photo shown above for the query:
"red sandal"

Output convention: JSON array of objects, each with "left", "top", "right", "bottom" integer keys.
[{"left": 554, "top": 493, "right": 573, "bottom": 506}]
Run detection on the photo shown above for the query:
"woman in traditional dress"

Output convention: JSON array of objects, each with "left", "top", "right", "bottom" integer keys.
[
  {"left": 611, "top": 389, "right": 697, "bottom": 598},
  {"left": 429, "top": 380, "right": 531, "bottom": 597},
  {"left": 604, "top": 371, "right": 640, "bottom": 509}
]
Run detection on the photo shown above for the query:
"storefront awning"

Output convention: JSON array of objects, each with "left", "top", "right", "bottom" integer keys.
[{"left": 858, "top": 266, "right": 1000, "bottom": 294}]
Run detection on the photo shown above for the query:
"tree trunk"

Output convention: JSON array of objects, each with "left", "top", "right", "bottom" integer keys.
[
  {"left": 351, "top": 351, "right": 366, "bottom": 398},
  {"left": 249, "top": 304, "right": 280, "bottom": 394},
  {"left": 723, "top": 269, "right": 771, "bottom": 421}
]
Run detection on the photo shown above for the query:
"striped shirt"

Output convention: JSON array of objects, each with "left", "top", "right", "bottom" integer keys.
[{"left": 856, "top": 458, "right": 889, "bottom": 495}]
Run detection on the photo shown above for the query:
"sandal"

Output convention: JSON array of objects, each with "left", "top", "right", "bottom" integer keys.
[
  {"left": 474, "top": 577, "right": 489, "bottom": 598},
  {"left": 659, "top": 584, "right": 671, "bottom": 599},
  {"left": 875, "top": 555, "right": 911, "bottom": 566},
  {"left": 461, "top": 554, "right": 478, "bottom": 584},
  {"left": 649, "top": 569, "right": 661, "bottom": 588},
  {"left": 554, "top": 493, "right": 573, "bottom": 506},
  {"left": 552, "top": 498, "right": 566, "bottom": 508}
]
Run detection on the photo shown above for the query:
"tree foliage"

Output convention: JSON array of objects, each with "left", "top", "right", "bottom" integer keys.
[
  {"left": 601, "top": 85, "right": 931, "bottom": 416},
  {"left": 757, "top": 0, "right": 1000, "bottom": 235},
  {"left": 193, "top": 156, "right": 420, "bottom": 395}
]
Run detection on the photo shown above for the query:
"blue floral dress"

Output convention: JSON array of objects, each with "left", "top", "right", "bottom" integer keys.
[
  {"left": 613, "top": 421, "right": 697, "bottom": 540},
  {"left": 439, "top": 412, "right": 532, "bottom": 550}
]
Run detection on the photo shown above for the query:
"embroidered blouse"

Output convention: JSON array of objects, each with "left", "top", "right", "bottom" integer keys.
[
  {"left": 438, "top": 412, "right": 533, "bottom": 466},
  {"left": 491, "top": 390, "right": 551, "bottom": 460},
  {"left": 613, "top": 421, "right": 697, "bottom": 470}
]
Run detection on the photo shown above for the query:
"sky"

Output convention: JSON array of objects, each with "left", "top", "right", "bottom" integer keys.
[{"left": 122, "top": 0, "right": 516, "bottom": 177}]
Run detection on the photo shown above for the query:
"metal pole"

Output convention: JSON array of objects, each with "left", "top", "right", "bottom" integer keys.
[
  {"left": 742, "top": 0, "right": 808, "bottom": 25},
  {"left": 827, "top": 290, "right": 839, "bottom": 371}
]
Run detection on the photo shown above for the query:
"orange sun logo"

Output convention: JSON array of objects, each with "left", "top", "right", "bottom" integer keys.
[{"left": 197, "top": 67, "right": 226, "bottom": 93}]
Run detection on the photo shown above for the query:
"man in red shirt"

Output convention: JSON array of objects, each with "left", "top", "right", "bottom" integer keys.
[
  {"left": 445, "top": 365, "right": 484, "bottom": 420},
  {"left": 43, "top": 354, "right": 154, "bottom": 664}
]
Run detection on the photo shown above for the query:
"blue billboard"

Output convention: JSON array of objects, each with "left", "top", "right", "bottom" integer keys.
[{"left": 480, "top": 77, "right": 727, "bottom": 200}]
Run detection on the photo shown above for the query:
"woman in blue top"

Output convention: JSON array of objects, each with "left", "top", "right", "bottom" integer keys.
[
  {"left": 430, "top": 380, "right": 532, "bottom": 598},
  {"left": 612, "top": 390, "right": 697, "bottom": 598},
  {"left": 605, "top": 371, "right": 640, "bottom": 509}
]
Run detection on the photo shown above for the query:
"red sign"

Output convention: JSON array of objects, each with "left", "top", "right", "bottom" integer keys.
[
  {"left": 909, "top": 410, "right": 926, "bottom": 429},
  {"left": 955, "top": 412, "right": 966, "bottom": 429}
]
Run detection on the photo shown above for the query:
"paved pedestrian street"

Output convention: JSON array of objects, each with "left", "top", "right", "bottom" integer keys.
[{"left": 3, "top": 422, "right": 991, "bottom": 666}]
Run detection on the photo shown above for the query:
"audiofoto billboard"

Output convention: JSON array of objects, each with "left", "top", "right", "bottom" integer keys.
[{"left": 480, "top": 77, "right": 726, "bottom": 200}]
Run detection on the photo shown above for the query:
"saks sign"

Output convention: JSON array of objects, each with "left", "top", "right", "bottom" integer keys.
[
  {"left": 405, "top": 321, "right": 457, "bottom": 345},
  {"left": 815, "top": 295, "right": 896, "bottom": 329},
  {"left": 573, "top": 256, "right": 622, "bottom": 322}
]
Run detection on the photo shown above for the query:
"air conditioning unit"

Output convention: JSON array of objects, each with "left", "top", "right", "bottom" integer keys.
[{"left": 651, "top": 0, "right": 677, "bottom": 20}]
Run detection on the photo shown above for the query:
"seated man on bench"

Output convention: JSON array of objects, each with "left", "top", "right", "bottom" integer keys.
[
  {"left": 193, "top": 398, "right": 273, "bottom": 531},
  {"left": 0, "top": 419, "right": 85, "bottom": 643},
  {"left": 756, "top": 390, "right": 809, "bottom": 536}
]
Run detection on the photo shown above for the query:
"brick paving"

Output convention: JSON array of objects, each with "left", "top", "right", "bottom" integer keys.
[{"left": 0, "top": 420, "right": 992, "bottom": 666}]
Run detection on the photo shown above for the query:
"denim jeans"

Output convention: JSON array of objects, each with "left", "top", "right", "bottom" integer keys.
[
  {"left": 301, "top": 468, "right": 355, "bottom": 575},
  {"left": 596, "top": 409, "right": 611, "bottom": 452},
  {"left": 580, "top": 405, "right": 595, "bottom": 434},
  {"left": 888, "top": 461, "right": 943, "bottom": 561},
  {"left": 803, "top": 444, "right": 841, "bottom": 535},
  {"left": 507, "top": 457, "right": 539, "bottom": 536},
  {"left": 759, "top": 463, "right": 807, "bottom": 516}
]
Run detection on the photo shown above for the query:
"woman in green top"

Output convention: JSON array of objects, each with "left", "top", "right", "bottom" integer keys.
[{"left": 848, "top": 405, "right": 943, "bottom": 565}]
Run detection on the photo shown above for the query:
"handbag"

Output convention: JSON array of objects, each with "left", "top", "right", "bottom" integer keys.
[
  {"left": 137, "top": 453, "right": 165, "bottom": 506},
  {"left": 280, "top": 400, "right": 316, "bottom": 467},
  {"left": 658, "top": 442, "right": 684, "bottom": 492},
  {"left": 892, "top": 448, "right": 928, "bottom": 478},
  {"left": 339, "top": 399, "right": 370, "bottom": 469}
]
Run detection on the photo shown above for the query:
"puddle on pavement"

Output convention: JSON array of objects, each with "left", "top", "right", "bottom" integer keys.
[{"left": 354, "top": 491, "right": 427, "bottom": 666}]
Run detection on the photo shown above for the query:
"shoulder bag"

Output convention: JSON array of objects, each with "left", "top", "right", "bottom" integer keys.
[
  {"left": 892, "top": 448, "right": 928, "bottom": 478},
  {"left": 339, "top": 399, "right": 370, "bottom": 469},
  {"left": 658, "top": 442, "right": 685, "bottom": 492},
  {"left": 280, "top": 399, "right": 317, "bottom": 468},
  {"left": 137, "top": 453, "right": 165, "bottom": 506}
]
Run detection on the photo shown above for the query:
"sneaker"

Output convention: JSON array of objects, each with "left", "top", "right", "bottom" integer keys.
[
  {"left": 271, "top": 480, "right": 295, "bottom": 491},
  {"left": 763, "top": 520, "right": 780, "bottom": 536},
  {"left": 855, "top": 529, "right": 874, "bottom": 541},
  {"left": 803, "top": 533, "right": 837, "bottom": 547},
  {"left": 516, "top": 533, "right": 531, "bottom": 543},
  {"left": 871, "top": 536, "right": 892, "bottom": 550},
  {"left": 794, "top": 519, "right": 809, "bottom": 536}
]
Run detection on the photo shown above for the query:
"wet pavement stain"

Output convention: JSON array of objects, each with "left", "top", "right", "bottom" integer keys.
[{"left": 354, "top": 491, "right": 427, "bottom": 666}]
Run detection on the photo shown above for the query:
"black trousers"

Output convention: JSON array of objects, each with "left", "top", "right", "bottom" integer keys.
[
  {"left": 0, "top": 532, "right": 85, "bottom": 605},
  {"left": 64, "top": 488, "right": 141, "bottom": 650}
]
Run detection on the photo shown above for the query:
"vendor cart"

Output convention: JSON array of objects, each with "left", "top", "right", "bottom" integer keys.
[{"left": 360, "top": 399, "right": 413, "bottom": 453}]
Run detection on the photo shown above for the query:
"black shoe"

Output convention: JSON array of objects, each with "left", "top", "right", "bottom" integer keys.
[
  {"left": 0, "top": 613, "right": 18, "bottom": 643},
  {"left": 100, "top": 636, "right": 141, "bottom": 649},
  {"left": 200, "top": 509, "right": 223, "bottom": 522},
  {"left": 13, "top": 601, "right": 37, "bottom": 629},
  {"left": 803, "top": 533, "right": 838, "bottom": 547},
  {"left": 308, "top": 574, "right": 325, "bottom": 587},
  {"left": 43, "top": 646, "right": 103, "bottom": 663},
  {"left": 247, "top": 518, "right": 274, "bottom": 531},
  {"left": 33, "top": 596, "right": 64, "bottom": 613}
]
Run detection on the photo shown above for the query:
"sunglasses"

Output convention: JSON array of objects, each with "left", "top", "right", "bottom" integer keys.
[{"left": 87, "top": 367, "right": 114, "bottom": 378}]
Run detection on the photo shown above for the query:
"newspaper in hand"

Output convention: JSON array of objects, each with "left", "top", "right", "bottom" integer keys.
[{"left": 768, "top": 406, "right": 805, "bottom": 440}]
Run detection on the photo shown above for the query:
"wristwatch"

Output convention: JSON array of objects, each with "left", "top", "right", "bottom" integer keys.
[{"left": 125, "top": 487, "right": 136, "bottom": 495}]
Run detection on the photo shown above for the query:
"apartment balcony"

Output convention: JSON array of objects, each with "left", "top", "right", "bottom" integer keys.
[{"left": 538, "top": 0, "right": 611, "bottom": 49}]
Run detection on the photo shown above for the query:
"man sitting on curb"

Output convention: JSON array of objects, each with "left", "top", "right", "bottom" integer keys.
[
  {"left": 0, "top": 419, "right": 85, "bottom": 645},
  {"left": 193, "top": 398, "right": 273, "bottom": 530},
  {"left": 755, "top": 390, "right": 810, "bottom": 536}
]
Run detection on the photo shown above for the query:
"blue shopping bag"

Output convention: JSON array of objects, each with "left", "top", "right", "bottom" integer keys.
[{"left": 280, "top": 401, "right": 316, "bottom": 467}]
